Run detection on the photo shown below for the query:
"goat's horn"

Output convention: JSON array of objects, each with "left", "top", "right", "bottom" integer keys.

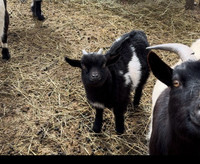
[
  {"left": 147, "top": 43, "right": 196, "bottom": 62},
  {"left": 82, "top": 49, "right": 88, "bottom": 55},
  {"left": 97, "top": 48, "right": 103, "bottom": 55}
]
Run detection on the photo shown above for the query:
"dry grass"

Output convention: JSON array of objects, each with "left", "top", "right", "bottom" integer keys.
[{"left": 0, "top": 0, "right": 200, "bottom": 155}]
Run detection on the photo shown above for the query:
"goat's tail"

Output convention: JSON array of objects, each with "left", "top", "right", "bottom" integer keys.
[{"left": 191, "top": 39, "right": 200, "bottom": 60}]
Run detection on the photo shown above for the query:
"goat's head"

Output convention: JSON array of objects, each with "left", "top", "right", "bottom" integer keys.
[
  {"left": 65, "top": 48, "right": 122, "bottom": 87},
  {"left": 147, "top": 43, "right": 200, "bottom": 139}
]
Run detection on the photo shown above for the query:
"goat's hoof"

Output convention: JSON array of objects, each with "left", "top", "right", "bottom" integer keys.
[
  {"left": 116, "top": 127, "right": 124, "bottom": 135},
  {"left": 2, "top": 49, "right": 10, "bottom": 60},
  {"left": 32, "top": 12, "right": 45, "bottom": 21},
  {"left": 133, "top": 102, "right": 139, "bottom": 108},
  {"left": 36, "top": 14, "right": 45, "bottom": 21},
  {"left": 92, "top": 125, "right": 101, "bottom": 133},
  {"left": 116, "top": 131, "right": 124, "bottom": 135},
  {"left": 31, "top": 7, "right": 45, "bottom": 21}
]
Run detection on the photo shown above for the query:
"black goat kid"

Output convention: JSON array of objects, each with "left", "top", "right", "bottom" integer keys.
[{"left": 65, "top": 30, "right": 150, "bottom": 134}]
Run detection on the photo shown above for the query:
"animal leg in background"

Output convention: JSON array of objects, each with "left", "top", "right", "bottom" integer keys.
[
  {"left": 1, "top": 1, "right": 10, "bottom": 60},
  {"left": 31, "top": 0, "right": 45, "bottom": 21}
]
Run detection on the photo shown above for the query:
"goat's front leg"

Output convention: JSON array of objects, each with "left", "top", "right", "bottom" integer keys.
[
  {"left": 93, "top": 108, "right": 103, "bottom": 133},
  {"left": 113, "top": 105, "right": 126, "bottom": 134}
]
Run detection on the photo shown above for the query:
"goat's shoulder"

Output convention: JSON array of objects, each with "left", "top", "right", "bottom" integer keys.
[
  {"left": 151, "top": 87, "right": 171, "bottom": 143},
  {"left": 150, "top": 87, "right": 171, "bottom": 155}
]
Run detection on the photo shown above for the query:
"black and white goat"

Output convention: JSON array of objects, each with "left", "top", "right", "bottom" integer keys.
[
  {"left": 65, "top": 30, "right": 150, "bottom": 134},
  {"left": 147, "top": 41, "right": 200, "bottom": 155},
  {"left": 0, "top": 0, "right": 10, "bottom": 60}
]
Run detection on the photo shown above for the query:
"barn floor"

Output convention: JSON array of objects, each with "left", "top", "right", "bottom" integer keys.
[{"left": 0, "top": 0, "right": 200, "bottom": 155}]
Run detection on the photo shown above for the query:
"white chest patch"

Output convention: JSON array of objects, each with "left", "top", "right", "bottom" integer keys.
[
  {"left": 123, "top": 46, "right": 141, "bottom": 89},
  {"left": 89, "top": 101, "right": 105, "bottom": 109},
  {"left": 0, "top": 0, "right": 5, "bottom": 39}
]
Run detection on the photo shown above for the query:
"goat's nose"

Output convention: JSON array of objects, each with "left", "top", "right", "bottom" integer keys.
[
  {"left": 90, "top": 72, "right": 100, "bottom": 81},
  {"left": 92, "top": 72, "right": 99, "bottom": 77}
]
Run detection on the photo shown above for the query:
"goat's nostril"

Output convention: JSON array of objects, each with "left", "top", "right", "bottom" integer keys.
[
  {"left": 92, "top": 72, "right": 99, "bottom": 78},
  {"left": 90, "top": 72, "right": 101, "bottom": 82}
]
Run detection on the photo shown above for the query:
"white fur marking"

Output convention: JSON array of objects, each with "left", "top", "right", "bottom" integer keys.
[
  {"left": 2, "top": 43, "right": 7, "bottom": 48},
  {"left": 31, "top": 0, "right": 34, "bottom": 7},
  {"left": 0, "top": 0, "right": 5, "bottom": 40},
  {"left": 123, "top": 46, "right": 141, "bottom": 88},
  {"left": 90, "top": 101, "right": 105, "bottom": 109},
  {"left": 124, "top": 73, "right": 131, "bottom": 86},
  {"left": 119, "top": 70, "right": 123, "bottom": 75}
]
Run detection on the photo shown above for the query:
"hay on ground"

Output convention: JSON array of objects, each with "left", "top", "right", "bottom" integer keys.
[{"left": 0, "top": 0, "right": 200, "bottom": 155}]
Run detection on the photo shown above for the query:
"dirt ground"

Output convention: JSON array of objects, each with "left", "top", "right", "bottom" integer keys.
[{"left": 0, "top": 0, "right": 200, "bottom": 155}]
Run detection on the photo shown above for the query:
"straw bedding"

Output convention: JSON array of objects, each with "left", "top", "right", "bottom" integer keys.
[{"left": 0, "top": 0, "right": 200, "bottom": 155}]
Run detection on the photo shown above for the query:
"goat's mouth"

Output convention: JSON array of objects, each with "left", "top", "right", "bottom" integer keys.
[
  {"left": 87, "top": 76, "right": 106, "bottom": 85},
  {"left": 87, "top": 79, "right": 104, "bottom": 87}
]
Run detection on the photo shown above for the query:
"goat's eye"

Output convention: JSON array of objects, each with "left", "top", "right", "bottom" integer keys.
[{"left": 173, "top": 80, "right": 180, "bottom": 87}]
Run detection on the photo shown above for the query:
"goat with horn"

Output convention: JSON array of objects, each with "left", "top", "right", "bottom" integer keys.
[{"left": 147, "top": 39, "right": 200, "bottom": 155}]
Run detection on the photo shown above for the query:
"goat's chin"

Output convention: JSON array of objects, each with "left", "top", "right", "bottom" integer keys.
[
  {"left": 88, "top": 81, "right": 104, "bottom": 87},
  {"left": 86, "top": 79, "right": 106, "bottom": 87}
]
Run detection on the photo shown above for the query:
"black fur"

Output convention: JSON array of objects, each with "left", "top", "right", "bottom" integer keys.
[
  {"left": 31, "top": 0, "right": 45, "bottom": 21},
  {"left": 65, "top": 30, "right": 150, "bottom": 134},
  {"left": 148, "top": 51, "right": 200, "bottom": 155}
]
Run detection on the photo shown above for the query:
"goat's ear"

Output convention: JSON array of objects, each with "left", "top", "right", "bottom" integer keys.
[
  {"left": 105, "top": 53, "right": 121, "bottom": 66},
  {"left": 148, "top": 51, "right": 173, "bottom": 86},
  {"left": 65, "top": 57, "right": 81, "bottom": 68}
]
